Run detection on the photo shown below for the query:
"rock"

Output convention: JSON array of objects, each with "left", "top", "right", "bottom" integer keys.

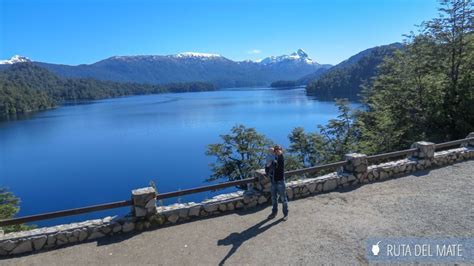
[
  {"left": 344, "top": 153, "right": 368, "bottom": 173},
  {"left": 78, "top": 230, "right": 89, "bottom": 241},
  {"left": 203, "top": 203, "right": 218, "bottom": 213},
  {"left": 89, "top": 229, "right": 105, "bottom": 240},
  {"left": 32, "top": 236, "right": 47, "bottom": 250},
  {"left": 246, "top": 201, "right": 257, "bottom": 208},
  {"left": 56, "top": 232, "right": 68, "bottom": 245},
  {"left": 178, "top": 208, "right": 189, "bottom": 218},
  {"left": 0, "top": 248, "right": 8, "bottom": 256},
  {"left": 286, "top": 188, "right": 293, "bottom": 200},
  {"left": 144, "top": 222, "right": 151, "bottom": 229},
  {"left": 379, "top": 171, "right": 388, "bottom": 180},
  {"left": 243, "top": 196, "right": 254, "bottom": 204},
  {"left": 355, "top": 164, "right": 367, "bottom": 173},
  {"left": 135, "top": 222, "right": 144, "bottom": 231},
  {"left": 149, "top": 214, "right": 166, "bottom": 226},
  {"left": 235, "top": 201, "right": 244, "bottom": 209},
  {"left": 102, "top": 216, "right": 113, "bottom": 223},
  {"left": 372, "top": 170, "right": 379, "bottom": 179},
  {"left": 293, "top": 187, "right": 300, "bottom": 195},
  {"left": 167, "top": 213, "right": 179, "bottom": 224},
  {"left": 72, "top": 229, "right": 81, "bottom": 238},
  {"left": 188, "top": 206, "right": 201, "bottom": 217},
  {"left": 411, "top": 141, "right": 435, "bottom": 159},
  {"left": 0, "top": 240, "right": 16, "bottom": 252},
  {"left": 316, "top": 183, "right": 323, "bottom": 192},
  {"left": 227, "top": 202, "right": 235, "bottom": 211},
  {"left": 218, "top": 204, "right": 227, "bottom": 212},
  {"left": 11, "top": 240, "right": 32, "bottom": 255},
  {"left": 301, "top": 186, "right": 309, "bottom": 195},
  {"left": 132, "top": 187, "right": 156, "bottom": 206},
  {"left": 307, "top": 182, "right": 317, "bottom": 193},
  {"left": 46, "top": 234, "right": 56, "bottom": 247},
  {"left": 323, "top": 178, "right": 338, "bottom": 191},
  {"left": 367, "top": 173, "right": 373, "bottom": 181},
  {"left": 399, "top": 165, "right": 407, "bottom": 172},
  {"left": 258, "top": 196, "right": 267, "bottom": 204},
  {"left": 425, "top": 160, "right": 432, "bottom": 168},
  {"left": 100, "top": 226, "right": 112, "bottom": 235},
  {"left": 145, "top": 198, "right": 157, "bottom": 208},
  {"left": 122, "top": 222, "right": 135, "bottom": 233},
  {"left": 134, "top": 206, "right": 148, "bottom": 217}
]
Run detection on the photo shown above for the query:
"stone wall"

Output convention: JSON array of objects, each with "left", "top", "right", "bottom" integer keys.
[{"left": 1, "top": 143, "right": 473, "bottom": 257}]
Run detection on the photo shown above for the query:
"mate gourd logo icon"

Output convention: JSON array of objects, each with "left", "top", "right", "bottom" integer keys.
[{"left": 372, "top": 241, "right": 381, "bottom": 256}]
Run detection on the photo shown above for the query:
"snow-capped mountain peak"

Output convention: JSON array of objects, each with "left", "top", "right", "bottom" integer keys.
[
  {"left": 105, "top": 52, "right": 224, "bottom": 62},
  {"left": 293, "top": 48, "right": 309, "bottom": 58},
  {"left": 260, "top": 49, "right": 315, "bottom": 65},
  {"left": 172, "top": 52, "right": 222, "bottom": 59},
  {"left": 0, "top": 55, "right": 31, "bottom": 65}
]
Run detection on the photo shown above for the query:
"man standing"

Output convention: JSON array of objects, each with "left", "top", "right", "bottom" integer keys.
[
  {"left": 268, "top": 145, "right": 288, "bottom": 220},
  {"left": 265, "top": 147, "right": 275, "bottom": 177}
]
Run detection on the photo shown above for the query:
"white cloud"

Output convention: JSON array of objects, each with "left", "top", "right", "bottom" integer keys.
[{"left": 247, "top": 49, "right": 261, "bottom": 54}]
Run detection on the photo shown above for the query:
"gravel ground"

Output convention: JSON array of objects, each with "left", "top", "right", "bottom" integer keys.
[{"left": 3, "top": 160, "right": 473, "bottom": 265}]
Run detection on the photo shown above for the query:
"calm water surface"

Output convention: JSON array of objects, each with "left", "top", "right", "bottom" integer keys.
[{"left": 0, "top": 87, "right": 353, "bottom": 226}]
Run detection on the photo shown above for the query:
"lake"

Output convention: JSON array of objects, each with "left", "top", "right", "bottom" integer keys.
[{"left": 0, "top": 87, "right": 353, "bottom": 226}]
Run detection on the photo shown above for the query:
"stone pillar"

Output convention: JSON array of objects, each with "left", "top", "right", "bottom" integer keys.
[
  {"left": 131, "top": 187, "right": 157, "bottom": 218},
  {"left": 253, "top": 169, "right": 272, "bottom": 193},
  {"left": 463, "top": 132, "right": 474, "bottom": 147},
  {"left": 411, "top": 141, "right": 435, "bottom": 159},
  {"left": 343, "top": 153, "right": 368, "bottom": 181}
]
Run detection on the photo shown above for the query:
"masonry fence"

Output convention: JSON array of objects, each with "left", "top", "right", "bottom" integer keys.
[{"left": 0, "top": 133, "right": 473, "bottom": 256}]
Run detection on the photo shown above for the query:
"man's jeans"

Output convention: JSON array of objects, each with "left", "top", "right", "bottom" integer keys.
[{"left": 270, "top": 180, "right": 288, "bottom": 216}]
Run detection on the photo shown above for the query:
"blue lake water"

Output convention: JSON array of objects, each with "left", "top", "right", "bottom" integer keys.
[{"left": 0, "top": 87, "right": 353, "bottom": 226}]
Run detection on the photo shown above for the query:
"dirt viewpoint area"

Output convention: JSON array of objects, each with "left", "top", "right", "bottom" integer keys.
[{"left": 3, "top": 160, "right": 473, "bottom": 265}]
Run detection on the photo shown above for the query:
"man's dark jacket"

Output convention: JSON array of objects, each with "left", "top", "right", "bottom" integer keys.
[{"left": 273, "top": 154, "right": 285, "bottom": 182}]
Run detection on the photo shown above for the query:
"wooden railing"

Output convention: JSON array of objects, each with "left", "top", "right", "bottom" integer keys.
[{"left": 0, "top": 136, "right": 472, "bottom": 227}]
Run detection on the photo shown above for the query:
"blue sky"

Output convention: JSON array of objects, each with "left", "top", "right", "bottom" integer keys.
[{"left": 0, "top": 0, "right": 439, "bottom": 65}]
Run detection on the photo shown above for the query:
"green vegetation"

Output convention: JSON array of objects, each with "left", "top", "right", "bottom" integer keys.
[
  {"left": 0, "top": 63, "right": 215, "bottom": 117},
  {"left": 0, "top": 188, "right": 33, "bottom": 233},
  {"left": 306, "top": 43, "right": 402, "bottom": 101},
  {"left": 359, "top": 0, "right": 474, "bottom": 152},
  {"left": 270, "top": 80, "right": 298, "bottom": 88},
  {"left": 207, "top": 100, "right": 359, "bottom": 182},
  {"left": 208, "top": 0, "right": 473, "bottom": 182},
  {"left": 206, "top": 125, "right": 273, "bottom": 187}
]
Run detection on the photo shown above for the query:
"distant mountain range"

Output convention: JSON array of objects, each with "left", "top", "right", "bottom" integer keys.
[
  {"left": 305, "top": 43, "right": 404, "bottom": 101},
  {"left": 1, "top": 49, "right": 331, "bottom": 88},
  {"left": 0, "top": 44, "right": 404, "bottom": 106}
]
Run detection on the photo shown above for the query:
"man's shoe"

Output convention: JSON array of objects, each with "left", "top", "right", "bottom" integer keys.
[
  {"left": 267, "top": 212, "right": 277, "bottom": 219},
  {"left": 282, "top": 214, "right": 288, "bottom": 221}
]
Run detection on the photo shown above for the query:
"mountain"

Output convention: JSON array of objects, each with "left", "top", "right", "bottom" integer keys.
[
  {"left": 0, "top": 55, "right": 31, "bottom": 65},
  {"left": 260, "top": 49, "right": 314, "bottom": 65},
  {"left": 0, "top": 49, "right": 328, "bottom": 88},
  {"left": 265, "top": 49, "right": 332, "bottom": 87},
  {"left": 0, "top": 63, "right": 215, "bottom": 116},
  {"left": 296, "top": 67, "right": 332, "bottom": 85},
  {"left": 306, "top": 43, "right": 403, "bottom": 101}
]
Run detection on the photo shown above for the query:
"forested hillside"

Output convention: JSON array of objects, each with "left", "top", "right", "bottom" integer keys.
[
  {"left": 0, "top": 63, "right": 215, "bottom": 116},
  {"left": 306, "top": 43, "right": 403, "bottom": 101}
]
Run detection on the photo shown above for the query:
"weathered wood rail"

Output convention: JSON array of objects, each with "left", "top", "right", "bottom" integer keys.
[{"left": 0, "top": 136, "right": 473, "bottom": 227}]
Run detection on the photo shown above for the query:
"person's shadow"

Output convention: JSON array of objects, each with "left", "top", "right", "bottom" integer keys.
[{"left": 217, "top": 217, "right": 284, "bottom": 265}]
